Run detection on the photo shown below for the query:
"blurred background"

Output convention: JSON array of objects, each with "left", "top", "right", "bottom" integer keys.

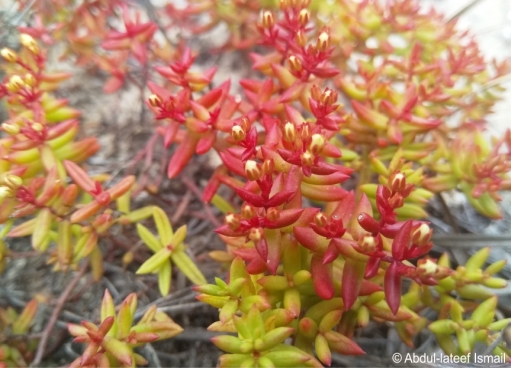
[{"left": 420, "top": 0, "right": 511, "bottom": 137}]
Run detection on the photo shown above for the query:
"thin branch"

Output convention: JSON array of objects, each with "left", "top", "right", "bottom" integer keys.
[
  {"left": 171, "top": 190, "right": 192, "bottom": 223},
  {"left": 171, "top": 327, "right": 229, "bottom": 342},
  {"left": 484, "top": 323, "right": 511, "bottom": 356},
  {"left": 432, "top": 234, "right": 511, "bottom": 249},
  {"left": 133, "top": 286, "right": 195, "bottom": 319},
  {"left": 181, "top": 176, "right": 222, "bottom": 227},
  {"left": 447, "top": 0, "right": 485, "bottom": 23},
  {"left": 436, "top": 193, "right": 461, "bottom": 233},
  {"left": 142, "top": 343, "right": 162, "bottom": 368},
  {"left": 31, "top": 263, "right": 88, "bottom": 367},
  {"left": 6, "top": 251, "right": 41, "bottom": 258},
  {"left": 156, "top": 301, "right": 205, "bottom": 314}
]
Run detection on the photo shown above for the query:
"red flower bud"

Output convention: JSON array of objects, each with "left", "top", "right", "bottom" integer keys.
[
  {"left": 245, "top": 160, "right": 262, "bottom": 181},
  {"left": 309, "top": 134, "right": 325, "bottom": 155},
  {"left": 249, "top": 227, "right": 263, "bottom": 242},
  {"left": 389, "top": 171, "right": 406, "bottom": 193},
  {"left": 298, "top": 9, "right": 310, "bottom": 26},
  {"left": 1, "top": 48, "right": 17, "bottom": 62},
  {"left": 231, "top": 125, "right": 246, "bottom": 141},
  {"left": 225, "top": 213, "right": 241, "bottom": 229},
  {"left": 266, "top": 207, "right": 279, "bottom": 222},
  {"left": 295, "top": 30, "right": 307, "bottom": 47},
  {"left": 359, "top": 235, "right": 377, "bottom": 253},
  {"left": 261, "top": 159, "right": 274, "bottom": 176},
  {"left": 288, "top": 55, "right": 302, "bottom": 72},
  {"left": 412, "top": 223, "right": 432, "bottom": 245},
  {"left": 388, "top": 193, "right": 404, "bottom": 208},
  {"left": 262, "top": 11, "right": 274, "bottom": 29},
  {"left": 283, "top": 122, "right": 297, "bottom": 142},
  {"left": 317, "top": 31, "right": 330, "bottom": 52},
  {"left": 314, "top": 212, "right": 328, "bottom": 227},
  {"left": 242, "top": 204, "right": 256, "bottom": 219},
  {"left": 300, "top": 151, "right": 314, "bottom": 166},
  {"left": 148, "top": 94, "right": 162, "bottom": 107}
]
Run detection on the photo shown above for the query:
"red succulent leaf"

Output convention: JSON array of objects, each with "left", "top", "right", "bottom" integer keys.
[
  {"left": 231, "top": 248, "right": 258, "bottom": 262},
  {"left": 265, "top": 208, "right": 304, "bottom": 229},
  {"left": 322, "top": 241, "right": 340, "bottom": 264},
  {"left": 234, "top": 188, "right": 266, "bottom": 207},
  {"left": 196, "top": 84, "right": 225, "bottom": 108},
  {"left": 147, "top": 81, "right": 173, "bottom": 100},
  {"left": 341, "top": 258, "right": 366, "bottom": 310},
  {"left": 255, "top": 238, "right": 269, "bottom": 261},
  {"left": 379, "top": 100, "right": 401, "bottom": 119},
  {"left": 265, "top": 191, "right": 295, "bottom": 208},
  {"left": 364, "top": 257, "right": 381, "bottom": 279},
  {"left": 219, "top": 151, "right": 246, "bottom": 177},
  {"left": 164, "top": 122, "right": 180, "bottom": 148},
  {"left": 247, "top": 257, "right": 268, "bottom": 274},
  {"left": 323, "top": 142, "right": 343, "bottom": 158},
  {"left": 214, "top": 224, "right": 242, "bottom": 237},
  {"left": 325, "top": 331, "right": 365, "bottom": 355},
  {"left": 407, "top": 242, "right": 433, "bottom": 259},
  {"left": 311, "top": 67, "right": 340, "bottom": 78},
  {"left": 330, "top": 191, "right": 355, "bottom": 223},
  {"left": 310, "top": 162, "right": 345, "bottom": 175},
  {"left": 293, "top": 227, "right": 326, "bottom": 252},
  {"left": 63, "top": 160, "right": 96, "bottom": 193},
  {"left": 380, "top": 221, "right": 407, "bottom": 238},
  {"left": 266, "top": 230, "right": 281, "bottom": 275},
  {"left": 288, "top": 208, "right": 320, "bottom": 228},
  {"left": 167, "top": 134, "right": 200, "bottom": 178},
  {"left": 359, "top": 280, "right": 383, "bottom": 296},
  {"left": 384, "top": 261, "right": 402, "bottom": 315},
  {"left": 196, "top": 133, "right": 216, "bottom": 154},
  {"left": 311, "top": 253, "right": 334, "bottom": 300},
  {"left": 391, "top": 220, "right": 413, "bottom": 261}
]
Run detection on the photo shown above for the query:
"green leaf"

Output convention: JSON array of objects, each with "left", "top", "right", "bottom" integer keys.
[
  {"left": 169, "top": 225, "right": 187, "bottom": 248},
  {"left": 32, "top": 209, "right": 52, "bottom": 251},
  {"left": 158, "top": 261, "right": 172, "bottom": 297},
  {"left": 260, "top": 327, "right": 295, "bottom": 351},
  {"left": 465, "top": 247, "right": 490, "bottom": 272},
  {"left": 116, "top": 191, "right": 131, "bottom": 214},
  {"left": 117, "top": 297, "right": 135, "bottom": 339},
  {"left": 137, "top": 247, "right": 173, "bottom": 274},
  {"left": 233, "top": 315, "right": 253, "bottom": 340},
  {"left": 137, "top": 223, "right": 163, "bottom": 253},
  {"left": 211, "top": 194, "right": 236, "bottom": 214},
  {"left": 101, "top": 337, "right": 133, "bottom": 366},
  {"left": 153, "top": 207, "right": 173, "bottom": 245},
  {"left": 101, "top": 290, "right": 117, "bottom": 337},
  {"left": 171, "top": 248, "right": 206, "bottom": 285},
  {"left": 120, "top": 206, "right": 154, "bottom": 223},
  {"left": 470, "top": 296, "right": 497, "bottom": 328},
  {"left": 211, "top": 335, "right": 246, "bottom": 354},
  {"left": 246, "top": 305, "right": 265, "bottom": 339}
]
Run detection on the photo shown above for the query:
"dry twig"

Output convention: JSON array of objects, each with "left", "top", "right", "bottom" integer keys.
[
  {"left": 181, "top": 176, "right": 222, "bottom": 227},
  {"left": 31, "top": 263, "right": 88, "bottom": 367}
]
